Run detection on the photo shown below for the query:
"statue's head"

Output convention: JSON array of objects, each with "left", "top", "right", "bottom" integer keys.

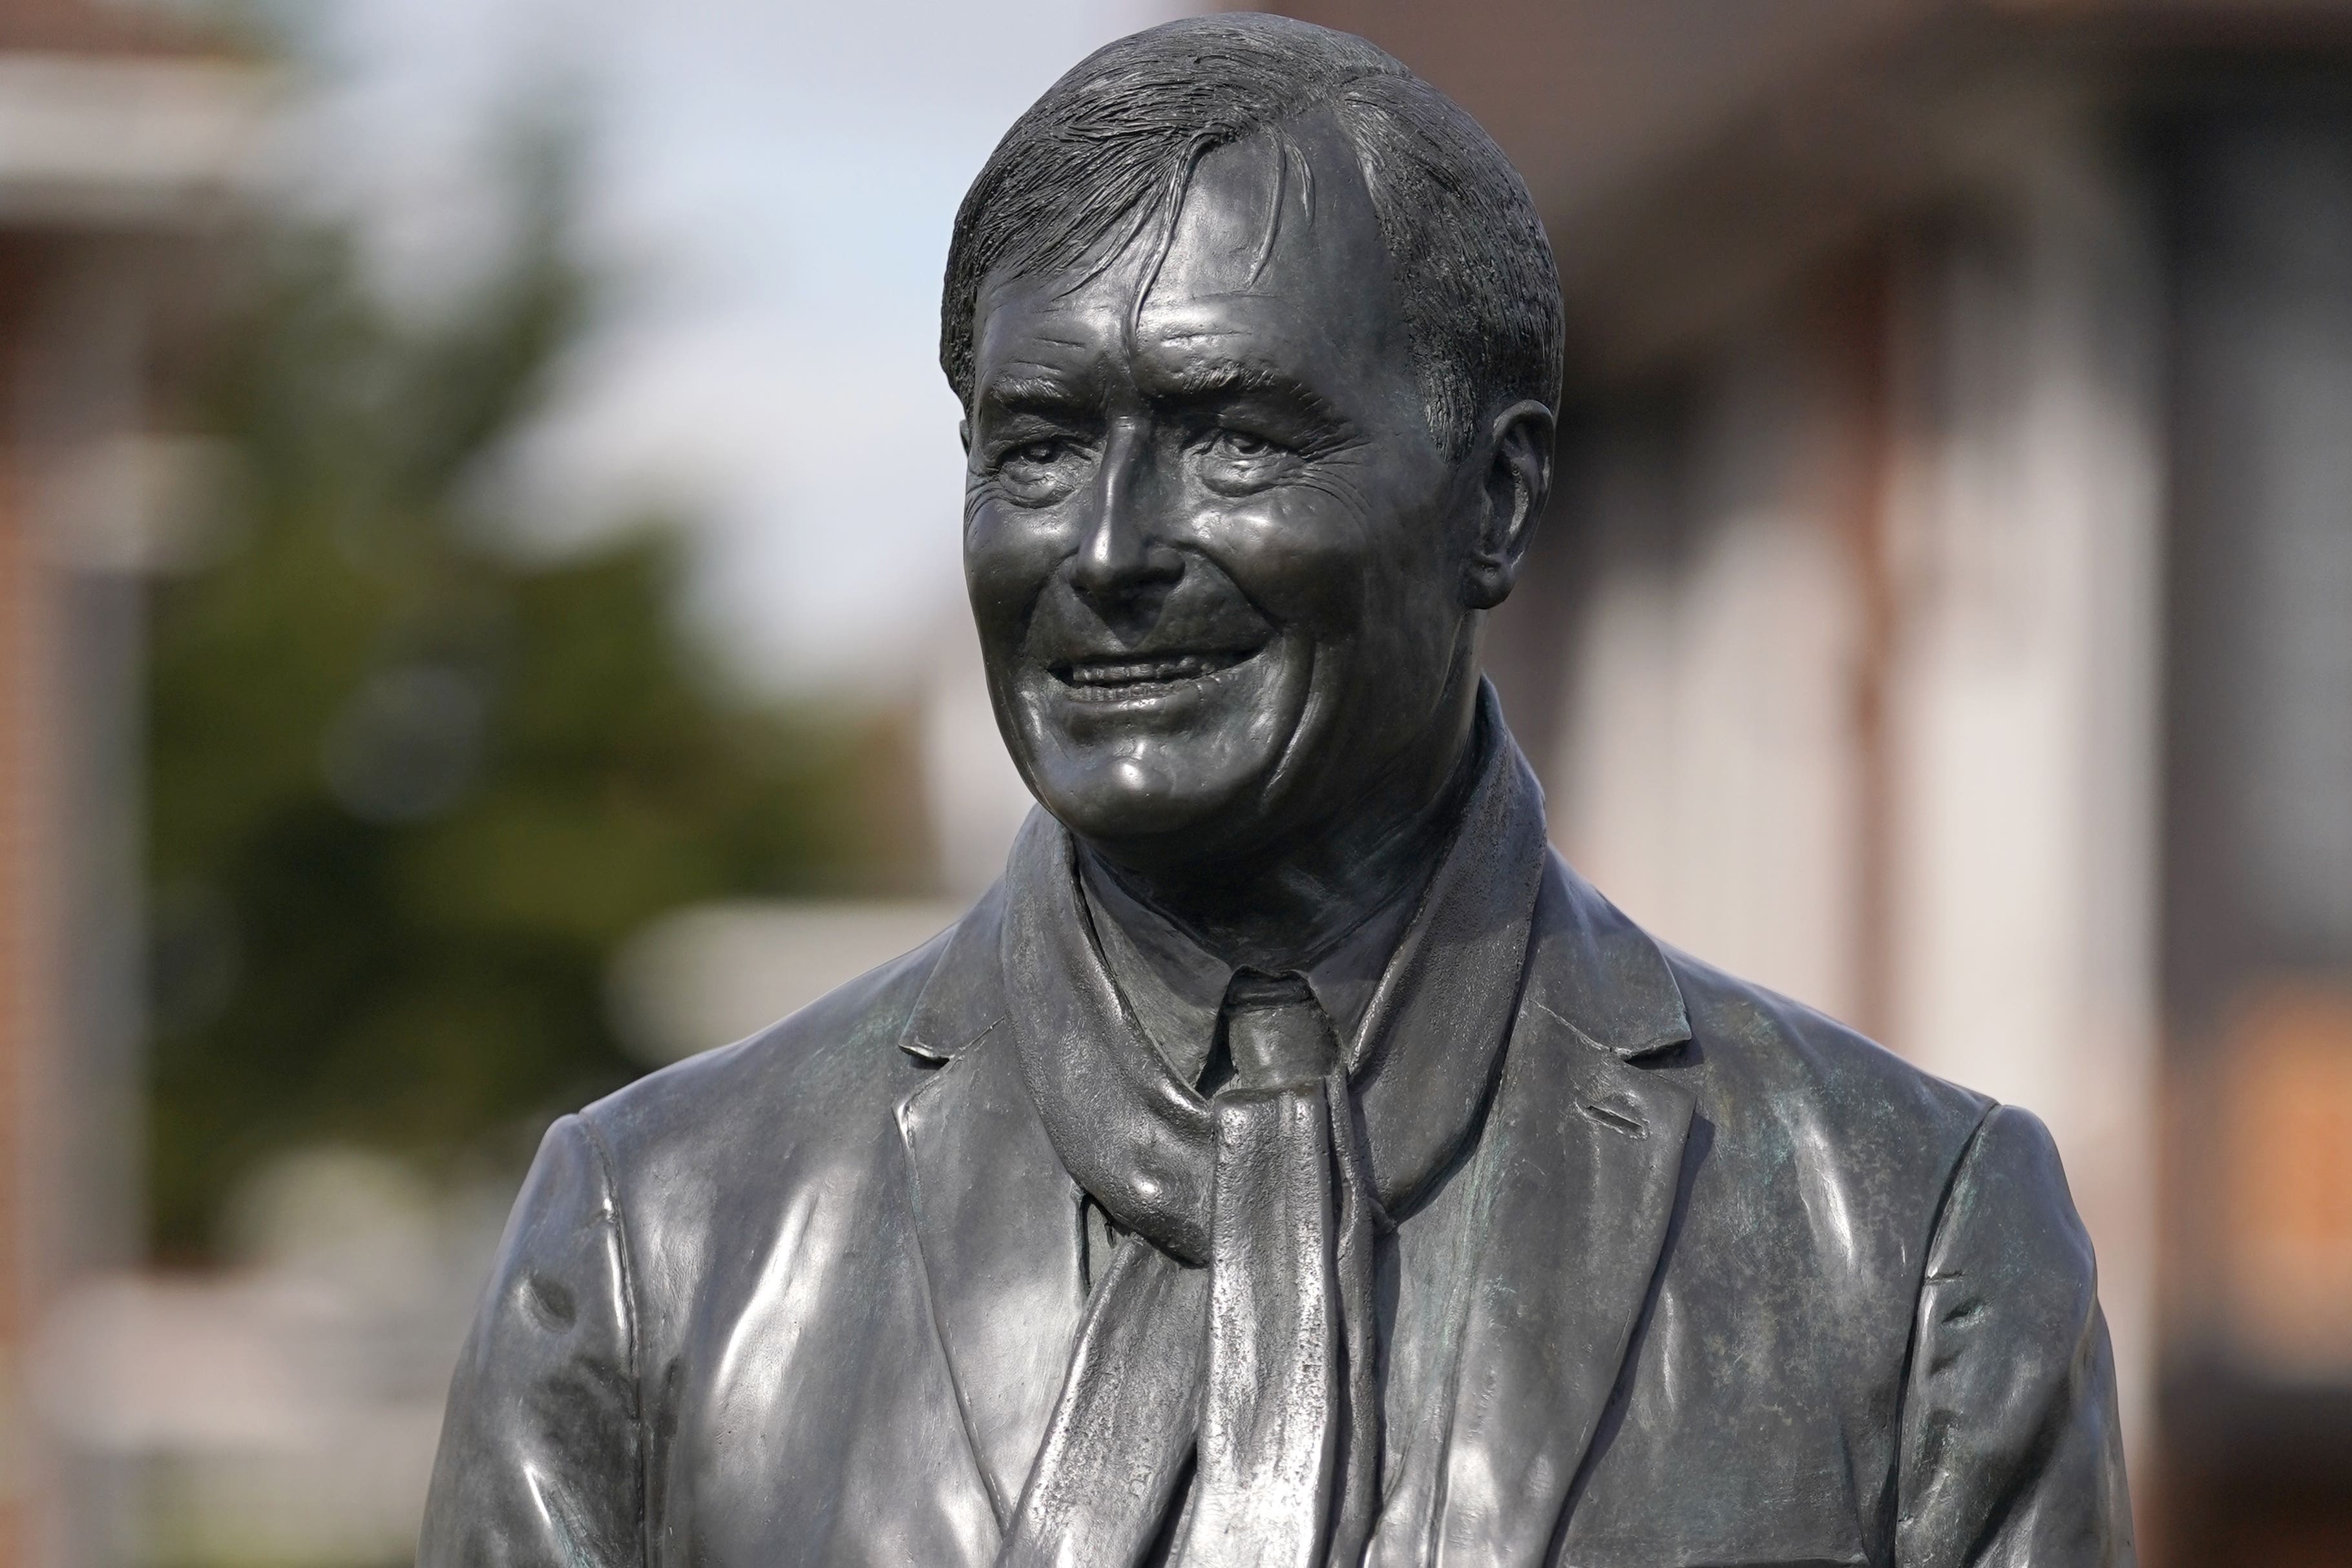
[{"left": 943, "top": 14, "right": 1561, "bottom": 870}]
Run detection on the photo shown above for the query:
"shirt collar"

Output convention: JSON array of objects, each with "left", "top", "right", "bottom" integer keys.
[{"left": 1078, "top": 849, "right": 1424, "bottom": 1086}]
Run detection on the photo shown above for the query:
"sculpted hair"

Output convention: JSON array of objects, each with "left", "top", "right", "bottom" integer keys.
[{"left": 940, "top": 14, "right": 1563, "bottom": 457}]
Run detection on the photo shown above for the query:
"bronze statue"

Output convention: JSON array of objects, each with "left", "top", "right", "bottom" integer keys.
[{"left": 421, "top": 16, "right": 2132, "bottom": 1565}]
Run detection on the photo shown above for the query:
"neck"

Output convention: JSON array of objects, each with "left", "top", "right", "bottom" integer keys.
[{"left": 1084, "top": 685, "right": 1486, "bottom": 974}]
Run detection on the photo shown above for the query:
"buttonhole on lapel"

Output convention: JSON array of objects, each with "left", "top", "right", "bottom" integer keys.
[{"left": 1581, "top": 1099, "right": 1646, "bottom": 1138}]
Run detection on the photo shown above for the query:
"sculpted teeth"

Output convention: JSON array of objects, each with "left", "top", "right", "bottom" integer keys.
[{"left": 1062, "top": 652, "right": 1244, "bottom": 687}]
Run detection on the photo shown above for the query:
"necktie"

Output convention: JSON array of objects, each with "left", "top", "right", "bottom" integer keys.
[{"left": 1181, "top": 972, "right": 1380, "bottom": 1567}]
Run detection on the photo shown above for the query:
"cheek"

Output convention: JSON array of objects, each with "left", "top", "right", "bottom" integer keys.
[
  {"left": 1378, "top": 530, "right": 1462, "bottom": 645},
  {"left": 1190, "top": 464, "right": 1454, "bottom": 656},
  {"left": 1192, "top": 489, "right": 1374, "bottom": 632},
  {"left": 963, "top": 499, "right": 1066, "bottom": 639}
]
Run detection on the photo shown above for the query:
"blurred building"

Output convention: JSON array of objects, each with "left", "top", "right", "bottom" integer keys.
[
  {"left": 0, "top": 1, "right": 260, "bottom": 1563},
  {"left": 1260, "top": 1, "right": 2352, "bottom": 1562}
]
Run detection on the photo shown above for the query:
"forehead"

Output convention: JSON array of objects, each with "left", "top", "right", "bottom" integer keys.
[{"left": 971, "top": 112, "right": 1410, "bottom": 402}]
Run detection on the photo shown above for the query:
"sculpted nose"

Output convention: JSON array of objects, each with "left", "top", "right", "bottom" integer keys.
[{"left": 1071, "top": 421, "right": 1180, "bottom": 609}]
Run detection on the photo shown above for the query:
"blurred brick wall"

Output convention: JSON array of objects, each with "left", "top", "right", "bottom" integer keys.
[{"left": 0, "top": 0, "right": 218, "bottom": 58}]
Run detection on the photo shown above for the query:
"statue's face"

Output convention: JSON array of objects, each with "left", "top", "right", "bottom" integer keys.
[{"left": 962, "top": 113, "right": 1478, "bottom": 861}]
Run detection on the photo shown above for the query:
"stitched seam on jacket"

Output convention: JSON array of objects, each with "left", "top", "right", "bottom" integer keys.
[
  {"left": 1882, "top": 1098, "right": 1999, "bottom": 1558},
  {"left": 572, "top": 1111, "right": 650, "bottom": 1567}
]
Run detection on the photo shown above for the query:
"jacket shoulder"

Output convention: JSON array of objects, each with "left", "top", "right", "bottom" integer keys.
[
  {"left": 576, "top": 911, "right": 961, "bottom": 1179},
  {"left": 1662, "top": 944, "right": 1994, "bottom": 1189}
]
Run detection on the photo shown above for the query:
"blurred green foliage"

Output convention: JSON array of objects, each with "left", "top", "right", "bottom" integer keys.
[{"left": 145, "top": 143, "right": 923, "bottom": 1260}]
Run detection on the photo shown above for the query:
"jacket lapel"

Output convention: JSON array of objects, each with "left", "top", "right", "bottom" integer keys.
[
  {"left": 892, "top": 836, "right": 1697, "bottom": 1560},
  {"left": 1427, "top": 853, "right": 1696, "bottom": 1567},
  {"left": 894, "top": 885, "right": 1088, "bottom": 1526}
]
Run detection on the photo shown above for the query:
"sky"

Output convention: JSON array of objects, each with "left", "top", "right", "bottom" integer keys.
[{"left": 276, "top": 0, "right": 1187, "bottom": 697}]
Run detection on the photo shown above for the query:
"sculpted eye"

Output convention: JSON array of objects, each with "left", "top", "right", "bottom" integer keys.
[
  {"left": 987, "top": 432, "right": 1086, "bottom": 506},
  {"left": 1210, "top": 428, "right": 1278, "bottom": 459},
  {"left": 1195, "top": 426, "right": 1293, "bottom": 496}
]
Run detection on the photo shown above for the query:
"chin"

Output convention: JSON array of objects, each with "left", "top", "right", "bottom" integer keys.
[
  {"left": 1000, "top": 644, "right": 1314, "bottom": 850},
  {"left": 1021, "top": 734, "right": 1280, "bottom": 850}
]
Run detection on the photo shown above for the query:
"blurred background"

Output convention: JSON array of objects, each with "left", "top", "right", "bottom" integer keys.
[{"left": 1, "top": 0, "right": 2348, "bottom": 1562}]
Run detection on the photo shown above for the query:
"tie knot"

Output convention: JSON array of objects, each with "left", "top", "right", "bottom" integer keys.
[{"left": 1219, "top": 970, "right": 1339, "bottom": 1091}]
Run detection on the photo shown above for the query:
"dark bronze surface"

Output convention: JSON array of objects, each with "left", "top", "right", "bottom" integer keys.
[{"left": 421, "top": 14, "right": 2131, "bottom": 1564}]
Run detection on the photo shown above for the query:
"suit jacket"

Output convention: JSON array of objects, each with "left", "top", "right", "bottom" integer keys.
[{"left": 419, "top": 852, "right": 2133, "bottom": 1567}]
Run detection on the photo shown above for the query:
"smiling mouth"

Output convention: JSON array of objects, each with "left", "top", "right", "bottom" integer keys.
[{"left": 1052, "top": 649, "right": 1261, "bottom": 695}]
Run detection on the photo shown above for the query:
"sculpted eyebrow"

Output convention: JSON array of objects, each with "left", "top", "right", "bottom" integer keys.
[
  {"left": 979, "top": 372, "right": 1087, "bottom": 417},
  {"left": 1153, "top": 357, "right": 1338, "bottom": 419}
]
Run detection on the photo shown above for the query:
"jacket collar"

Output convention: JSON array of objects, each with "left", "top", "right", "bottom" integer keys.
[
  {"left": 1522, "top": 852, "right": 1691, "bottom": 1062},
  {"left": 898, "top": 879, "right": 1008, "bottom": 1065},
  {"left": 893, "top": 779, "right": 1688, "bottom": 1074},
  {"left": 894, "top": 794, "right": 1696, "bottom": 1560}
]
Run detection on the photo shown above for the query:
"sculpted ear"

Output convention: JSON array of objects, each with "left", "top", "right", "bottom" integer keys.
[{"left": 1461, "top": 399, "right": 1553, "bottom": 609}]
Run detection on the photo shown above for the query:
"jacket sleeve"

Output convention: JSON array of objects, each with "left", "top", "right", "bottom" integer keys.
[
  {"left": 1895, "top": 1104, "right": 2136, "bottom": 1567},
  {"left": 419, "top": 1113, "right": 644, "bottom": 1566}
]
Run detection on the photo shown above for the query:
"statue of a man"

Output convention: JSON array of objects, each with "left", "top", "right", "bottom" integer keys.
[{"left": 420, "top": 16, "right": 2132, "bottom": 1565}]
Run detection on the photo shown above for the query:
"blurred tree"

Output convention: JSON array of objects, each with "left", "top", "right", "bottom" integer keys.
[{"left": 144, "top": 136, "right": 925, "bottom": 1260}]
